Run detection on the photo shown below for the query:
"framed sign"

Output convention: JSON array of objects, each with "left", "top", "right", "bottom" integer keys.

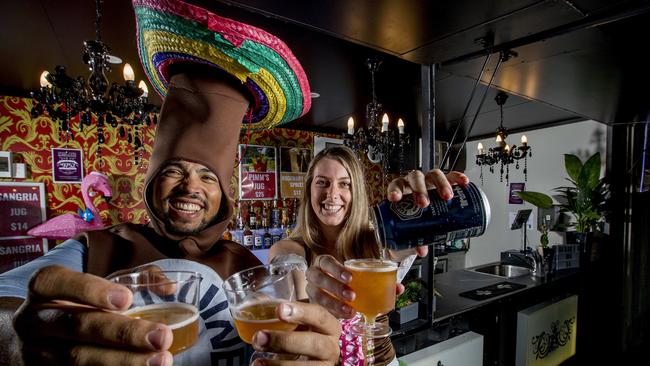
[
  {"left": 52, "top": 148, "right": 84, "bottom": 183},
  {"left": 239, "top": 144, "right": 277, "bottom": 200},
  {"left": 0, "top": 182, "right": 48, "bottom": 273},
  {"left": 509, "top": 182, "right": 525, "bottom": 204},
  {"left": 313, "top": 136, "right": 344, "bottom": 156},
  {"left": 279, "top": 147, "right": 311, "bottom": 199},
  {"left": 0, "top": 182, "right": 47, "bottom": 239}
]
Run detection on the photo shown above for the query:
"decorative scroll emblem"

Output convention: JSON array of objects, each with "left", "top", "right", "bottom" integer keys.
[
  {"left": 389, "top": 196, "right": 422, "bottom": 221},
  {"left": 531, "top": 317, "right": 576, "bottom": 359}
]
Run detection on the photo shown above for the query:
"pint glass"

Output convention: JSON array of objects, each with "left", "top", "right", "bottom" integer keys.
[
  {"left": 344, "top": 258, "right": 398, "bottom": 338},
  {"left": 110, "top": 270, "right": 201, "bottom": 355}
]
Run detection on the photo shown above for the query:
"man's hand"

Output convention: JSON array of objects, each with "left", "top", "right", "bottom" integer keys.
[
  {"left": 13, "top": 265, "right": 174, "bottom": 366},
  {"left": 386, "top": 169, "right": 470, "bottom": 258},
  {"left": 387, "top": 169, "right": 469, "bottom": 207},
  {"left": 250, "top": 302, "right": 341, "bottom": 365}
]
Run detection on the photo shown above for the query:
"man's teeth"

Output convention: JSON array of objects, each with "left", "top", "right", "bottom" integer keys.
[{"left": 172, "top": 202, "right": 201, "bottom": 212}]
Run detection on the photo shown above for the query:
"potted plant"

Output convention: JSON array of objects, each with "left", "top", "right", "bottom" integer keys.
[
  {"left": 390, "top": 279, "right": 422, "bottom": 325},
  {"left": 516, "top": 152, "right": 610, "bottom": 262}
]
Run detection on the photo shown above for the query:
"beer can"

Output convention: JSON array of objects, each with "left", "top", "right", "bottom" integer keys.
[{"left": 371, "top": 182, "right": 491, "bottom": 250}]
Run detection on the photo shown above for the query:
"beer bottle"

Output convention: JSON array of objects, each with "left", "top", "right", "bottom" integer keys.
[{"left": 243, "top": 224, "right": 254, "bottom": 249}]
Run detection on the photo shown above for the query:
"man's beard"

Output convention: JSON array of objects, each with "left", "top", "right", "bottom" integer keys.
[{"left": 164, "top": 219, "right": 211, "bottom": 236}]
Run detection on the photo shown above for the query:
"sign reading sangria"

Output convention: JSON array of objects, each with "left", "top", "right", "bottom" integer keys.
[
  {"left": 238, "top": 144, "right": 277, "bottom": 200},
  {"left": 52, "top": 148, "right": 84, "bottom": 183},
  {"left": 0, "top": 182, "right": 48, "bottom": 273}
]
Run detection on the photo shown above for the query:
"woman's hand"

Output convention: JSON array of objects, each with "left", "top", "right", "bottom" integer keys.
[
  {"left": 305, "top": 255, "right": 356, "bottom": 319},
  {"left": 13, "top": 265, "right": 174, "bottom": 366}
]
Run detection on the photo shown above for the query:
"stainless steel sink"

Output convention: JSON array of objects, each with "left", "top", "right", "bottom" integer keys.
[{"left": 467, "top": 263, "right": 532, "bottom": 278}]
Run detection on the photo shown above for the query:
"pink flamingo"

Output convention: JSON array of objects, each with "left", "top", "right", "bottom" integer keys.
[{"left": 28, "top": 172, "right": 113, "bottom": 239}]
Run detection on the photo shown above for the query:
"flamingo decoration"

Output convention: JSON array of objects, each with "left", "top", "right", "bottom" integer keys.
[{"left": 28, "top": 172, "right": 113, "bottom": 239}]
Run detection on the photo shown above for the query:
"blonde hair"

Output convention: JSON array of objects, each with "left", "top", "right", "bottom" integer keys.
[{"left": 289, "top": 145, "right": 379, "bottom": 262}]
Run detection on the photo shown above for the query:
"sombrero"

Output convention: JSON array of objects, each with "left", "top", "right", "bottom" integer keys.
[{"left": 132, "top": 0, "right": 311, "bottom": 129}]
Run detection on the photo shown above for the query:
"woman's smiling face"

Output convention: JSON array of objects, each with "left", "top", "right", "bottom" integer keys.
[{"left": 310, "top": 157, "right": 352, "bottom": 229}]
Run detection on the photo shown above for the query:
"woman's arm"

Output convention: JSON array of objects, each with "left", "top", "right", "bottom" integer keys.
[{"left": 268, "top": 239, "right": 309, "bottom": 300}]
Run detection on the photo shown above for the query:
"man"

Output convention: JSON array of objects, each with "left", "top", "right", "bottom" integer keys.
[{"left": 0, "top": 0, "right": 340, "bottom": 364}]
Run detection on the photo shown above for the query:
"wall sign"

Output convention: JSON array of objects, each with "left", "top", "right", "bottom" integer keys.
[
  {"left": 279, "top": 147, "right": 311, "bottom": 199},
  {"left": 52, "top": 148, "right": 84, "bottom": 183},
  {"left": 239, "top": 144, "right": 277, "bottom": 200},
  {"left": 509, "top": 182, "right": 525, "bottom": 204},
  {"left": 0, "top": 182, "right": 48, "bottom": 273}
]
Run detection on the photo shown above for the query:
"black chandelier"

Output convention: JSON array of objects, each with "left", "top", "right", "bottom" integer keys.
[
  {"left": 343, "top": 58, "right": 409, "bottom": 176},
  {"left": 30, "top": 0, "right": 157, "bottom": 166},
  {"left": 475, "top": 92, "right": 532, "bottom": 183}
]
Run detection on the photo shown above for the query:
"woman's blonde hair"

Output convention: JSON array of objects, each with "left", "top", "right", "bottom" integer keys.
[{"left": 289, "top": 145, "right": 379, "bottom": 262}]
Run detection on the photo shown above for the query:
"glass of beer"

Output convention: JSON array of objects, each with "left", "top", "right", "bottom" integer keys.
[
  {"left": 110, "top": 270, "right": 201, "bottom": 355},
  {"left": 222, "top": 263, "right": 302, "bottom": 360},
  {"left": 344, "top": 258, "right": 398, "bottom": 338}
]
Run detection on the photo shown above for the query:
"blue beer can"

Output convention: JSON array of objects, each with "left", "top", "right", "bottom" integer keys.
[{"left": 371, "top": 182, "right": 491, "bottom": 250}]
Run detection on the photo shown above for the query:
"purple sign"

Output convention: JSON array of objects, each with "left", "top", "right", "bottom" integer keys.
[
  {"left": 509, "top": 182, "right": 525, "bottom": 204},
  {"left": 52, "top": 148, "right": 83, "bottom": 183}
]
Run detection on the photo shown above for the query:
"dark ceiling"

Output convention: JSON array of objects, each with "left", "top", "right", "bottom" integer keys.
[{"left": 1, "top": 0, "right": 649, "bottom": 142}]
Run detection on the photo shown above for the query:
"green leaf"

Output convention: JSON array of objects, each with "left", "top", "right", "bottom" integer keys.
[
  {"left": 581, "top": 152, "right": 602, "bottom": 190},
  {"left": 565, "top": 154, "right": 583, "bottom": 182},
  {"left": 540, "top": 233, "right": 549, "bottom": 247},
  {"left": 515, "top": 191, "right": 553, "bottom": 208}
]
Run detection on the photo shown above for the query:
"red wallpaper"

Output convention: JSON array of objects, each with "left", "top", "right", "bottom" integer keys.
[{"left": 0, "top": 96, "right": 390, "bottom": 227}]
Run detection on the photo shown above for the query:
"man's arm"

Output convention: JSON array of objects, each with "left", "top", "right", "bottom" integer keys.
[{"left": 0, "top": 297, "right": 24, "bottom": 366}]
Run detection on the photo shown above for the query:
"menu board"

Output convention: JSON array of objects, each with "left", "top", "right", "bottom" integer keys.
[
  {"left": 279, "top": 147, "right": 311, "bottom": 199},
  {"left": 238, "top": 144, "right": 277, "bottom": 200},
  {"left": 0, "top": 182, "right": 48, "bottom": 273}
]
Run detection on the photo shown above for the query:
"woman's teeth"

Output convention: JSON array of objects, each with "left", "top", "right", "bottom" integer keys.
[
  {"left": 322, "top": 204, "right": 342, "bottom": 214},
  {"left": 172, "top": 202, "right": 201, "bottom": 212}
]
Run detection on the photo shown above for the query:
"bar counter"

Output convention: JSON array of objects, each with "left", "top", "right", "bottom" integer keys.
[{"left": 391, "top": 264, "right": 580, "bottom": 363}]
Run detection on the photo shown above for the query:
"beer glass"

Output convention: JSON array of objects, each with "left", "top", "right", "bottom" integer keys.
[
  {"left": 344, "top": 258, "right": 398, "bottom": 338},
  {"left": 110, "top": 270, "right": 201, "bottom": 355},
  {"left": 222, "top": 263, "right": 302, "bottom": 360}
]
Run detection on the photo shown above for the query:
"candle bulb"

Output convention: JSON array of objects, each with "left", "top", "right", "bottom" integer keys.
[
  {"left": 123, "top": 63, "right": 135, "bottom": 82},
  {"left": 397, "top": 118, "right": 405, "bottom": 134},
  {"left": 381, "top": 113, "right": 389, "bottom": 133},
  {"left": 521, "top": 135, "right": 528, "bottom": 145},
  {"left": 138, "top": 80, "right": 149, "bottom": 98},
  {"left": 477, "top": 142, "right": 484, "bottom": 155},
  {"left": 505, "top": 144, "right": 510, "bottom": 153},
  {"left": 347, "top": 117, "right": 355, "bottom": 135},
  {"left": 39, "top": 71, "right": 51, "bottom": 88},
  {"left": 496, "top": 135, "right": 503, "bottom": 144}
]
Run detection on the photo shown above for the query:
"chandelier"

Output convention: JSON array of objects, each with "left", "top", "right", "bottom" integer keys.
[
  {"left": 475, "top": 92, "right": 532, "bottom": 183},
  {"left": 344, "top": 58, "right": 409, "bottom": 176},
  {"left": 30, "top": 0, "right": 157, "bottom": 166}
]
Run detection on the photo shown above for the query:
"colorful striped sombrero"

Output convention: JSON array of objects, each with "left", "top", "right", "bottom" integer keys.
[{"left": 132, "top": 0, "right": 311, "bottom": 129}]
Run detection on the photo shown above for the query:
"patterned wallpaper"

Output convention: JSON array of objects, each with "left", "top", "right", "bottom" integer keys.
[{"left": 0, "top": 96, "right": 390, "bottom": 226}]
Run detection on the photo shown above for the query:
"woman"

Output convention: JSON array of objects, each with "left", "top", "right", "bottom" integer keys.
[{"left": 270, "top": 145, "right": 468, "bottom": 365}]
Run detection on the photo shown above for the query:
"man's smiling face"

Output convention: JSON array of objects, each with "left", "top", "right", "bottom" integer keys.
[{"left": 152, "top": 160, "right": 222, "bottom": 235}]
